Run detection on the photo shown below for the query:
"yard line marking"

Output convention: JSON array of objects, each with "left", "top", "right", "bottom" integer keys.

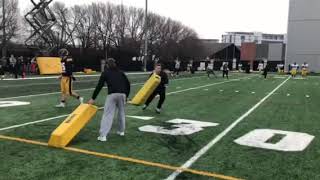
[
  {"left": 2, "top": 72, "right": 151, "bottom": 81},
  {"left": 0, "top": 76, "right": 250, "bottom": 132},
  {"left": 0, "top": 115, "right": 69, "bottom": 131},
  {"left": 0, "top": 135, "right": 243, "bottom": 180},
  {"left": 165, "top": 76, "right": 291, "bottom": 180},
  {"left": 126, "top": 116, "right": 154, "bottom": 120},
  {"left": 166, "top": 78, "right": 244, "bottom": 95},
  {"left": 0, "top": 107, "right": 104, "bottom": 132},
  {"left": 0, "top": 76, "right": 205, "bottom": 101},
  {"left": 0, "top": 79, "right": 98, "bottom": 88}
]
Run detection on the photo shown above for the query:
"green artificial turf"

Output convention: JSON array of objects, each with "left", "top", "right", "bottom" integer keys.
[{"left": 0, "top": 72, "right": 318, "bottom": 180}]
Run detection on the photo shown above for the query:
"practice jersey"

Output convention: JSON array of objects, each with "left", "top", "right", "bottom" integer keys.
[
  {"left": 277, "top": 64, "right": 284, "bottom": 69},
  {"left": 302, "top": 64, "right": 309, "bottom": 69},
  {"left": 291, "top": 64, "right": 299, "bottom": 70},
  {"left": 61, "top": 57, "right": 73, "bottom": 77},
  {"left": 223, "top": 65, "right": 229, "bottom": 71},
  {"left": 258, "top": 63, "right": 264, "bottom": 70},
  {"left": 207, "top": 63, "right": 214, "bottom": 70},
  {"left": 175, "top": 61, "right": 180, "bottom": 69}
]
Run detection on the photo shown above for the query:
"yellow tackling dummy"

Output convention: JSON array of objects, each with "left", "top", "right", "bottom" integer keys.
[
  {"left": 48, "top": 104, "right": 98, "bottom": 148},
  {"left": 37, "top": 57, "right": 62, "bottom": 75},
  {"left": 129, "top": 74, "right": 161, "bottom": 105}
]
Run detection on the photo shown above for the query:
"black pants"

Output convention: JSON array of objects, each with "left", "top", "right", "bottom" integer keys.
[
  {"left": 223, "top": 70, "right": 229, "bottom": 79},
  {"left": 174, "top": 68, "right": 180, "bottom": 75},
  {"left": 145, "top": 89, "right": 166, "bottom": 109},
  {"left": 263, "top": 72, "right": 267, "bottom": 79}
]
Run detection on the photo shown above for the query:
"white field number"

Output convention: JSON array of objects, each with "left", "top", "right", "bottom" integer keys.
[
  {"left": 139, "top": 119, "right": 219, "bottom": 136},
  {"left": 0, "top": 101, "right": 30, "bottom": 108},
  {"left": 234, "top": 129, "right": 315, "bottom": 152},
  {"left": 139, "top": 120, "right": 315, "bottom": 152}
]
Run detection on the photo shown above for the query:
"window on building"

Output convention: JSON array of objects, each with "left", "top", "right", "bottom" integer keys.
[{"left": 241, "top": 36, "right": 245, "bottom": 42}]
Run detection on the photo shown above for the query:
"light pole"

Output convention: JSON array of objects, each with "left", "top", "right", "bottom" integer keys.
[{"left": 143, "top": 0, "right": 148, "bottom": 72}]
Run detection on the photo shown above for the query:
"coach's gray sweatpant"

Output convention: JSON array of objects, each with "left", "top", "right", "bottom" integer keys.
[{"left": 99, "top": 93, "right": 126, "bottom": 137}]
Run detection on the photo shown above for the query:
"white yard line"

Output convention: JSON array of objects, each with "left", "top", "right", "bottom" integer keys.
[
  {"left": 0, "top": 83, "right": 141, "bottom": 101},
  {"left": 0, "top": 115, "right": 69, "bottom": 132},
  {"left": 0, "top": 76, "right": 206, "bottom": 101},
  {"left": 165, "top": 76, "right": 291, "bottom": 180},
  {"left": 2, "top": 72, "right": 151, "bottom": 81},
  {"left": 0, "top": 80, "right": 97, "bottom": 88},
  {"left": 0, "top": 76, "right": 249, "bottom": 132},
  {"left": 166, "top": 78, "right": 241, "bottom": 95}
]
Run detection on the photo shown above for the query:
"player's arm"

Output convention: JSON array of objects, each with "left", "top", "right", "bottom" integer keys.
[{"left": 88, "top": 72, "right": 106, "bottom": 104}]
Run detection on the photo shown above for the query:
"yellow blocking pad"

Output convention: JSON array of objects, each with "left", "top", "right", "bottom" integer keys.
[
  {"left": 129, "top": 74, "right": 161, "bottom": 106},
  {"left": 48, "top": 104, "right": 98, "bottom": 148},
  {"left": 37, "top": 57, "right": 62, "bottom": 75}
]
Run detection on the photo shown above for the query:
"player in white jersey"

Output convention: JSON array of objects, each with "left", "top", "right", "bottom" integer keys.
[
  {"left": 301, "top": 62, "right": 309, "bottom": 77},
  {"left": 206, "top": 61, "right": 217, "bottom": 78},
  {"left": 238, "top": 63, "right": 243, "bottom": 72},
  {"left": 290, "top": 62, "right": 299, "bottom": 78},
  {"left": 187, "top": 60, "right": 194, "bottom": 74},
  {"left": 277, "top": 64, "right": 284, "bottom": 75},
  {"left": 257, "top": 62, "right": 264, "bottom": 72},
  {"left": 174, "top": 59, "right": 180, "bottom": 76}
]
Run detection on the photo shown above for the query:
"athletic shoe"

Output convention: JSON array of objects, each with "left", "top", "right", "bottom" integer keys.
[
  {"left": 55, "top": 103, "right": 66, "bottom": 108},
  {"left": 97, "top": 136, "right": 107, "bottom": 142},
  {"left": 79, "top": 97, "right": 84, "bottom": 104},
  {"left": 117, "top": 131, "right": 125, "bottom": 136},
  {"left": 155, "top": 108, "right": 161, "bottom": 114},
  {"left": 142, "top": 104, "right": 148, "bottom": 110}
]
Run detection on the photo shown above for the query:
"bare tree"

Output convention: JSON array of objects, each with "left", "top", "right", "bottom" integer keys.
[{"left": 0, "top": 0, "right": 19, "bottom": 58}]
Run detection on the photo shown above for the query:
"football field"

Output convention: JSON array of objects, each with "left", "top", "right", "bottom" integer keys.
[{"left": 0, "top": 72, "right": 319, "bottom": 180}]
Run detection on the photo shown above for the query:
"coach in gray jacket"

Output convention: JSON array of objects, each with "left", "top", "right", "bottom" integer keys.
[{"left": 88, "top": 58, "right": 130, "bottom": 142}]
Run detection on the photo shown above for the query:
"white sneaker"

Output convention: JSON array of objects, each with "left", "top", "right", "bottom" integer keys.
[
  {"left": 117, "top": 131, "right": 125, "bottom": 136},
  {"left": 156, "top": 108, "right": 161, "bottom": 114},
  {"left": 142, "top": 104, "right": 147, "bottom": 110},
  {"left": 55, "top": 103, "right": 66, "bottom": 108},
  {"left": 79, "top": 97, "right": 84, "bottom": 104},
  {"left": 97, "top": 136, "right": 107, "bottom": 142}
]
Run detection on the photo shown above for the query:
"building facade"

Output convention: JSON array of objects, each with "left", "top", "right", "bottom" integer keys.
[
  {"left": 222, "top": 32, "right": 287, "bottom": 46},
  {"left": 286, "top": 0, "right": 320, "bottom": 72}
]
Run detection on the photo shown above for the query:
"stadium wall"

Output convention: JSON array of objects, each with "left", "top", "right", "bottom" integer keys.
[{"left": 286, "top": 0, "right": 320, "bottom": 72}]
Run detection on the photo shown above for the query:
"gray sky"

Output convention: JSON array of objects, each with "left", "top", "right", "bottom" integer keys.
[{"left": 18, "top": 0, "right": 290, "bottom": 39}]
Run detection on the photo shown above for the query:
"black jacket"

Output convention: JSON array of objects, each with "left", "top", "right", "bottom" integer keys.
[{"left": 92, "top": 69, "right": 130, "bottom": 100}]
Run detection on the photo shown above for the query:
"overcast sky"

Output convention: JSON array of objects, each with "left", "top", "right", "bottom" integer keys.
[{"left": 18, "top": 0, "right": 290, "bottom": 40}]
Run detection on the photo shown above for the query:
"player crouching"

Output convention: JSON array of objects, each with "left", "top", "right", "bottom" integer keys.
[
  {"left": 143, "top": 63, "right": 169, "bottom": 114},
  {"left": 55, "top": 49, "right": 83, "bottom": 108}
]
